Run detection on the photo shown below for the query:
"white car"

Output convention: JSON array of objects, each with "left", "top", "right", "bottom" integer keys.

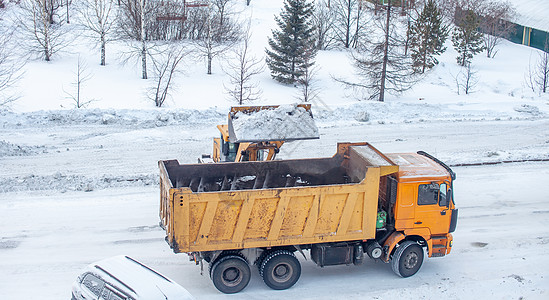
[{"left": 71, "top": 255, "right": 194, "bottom": 300}]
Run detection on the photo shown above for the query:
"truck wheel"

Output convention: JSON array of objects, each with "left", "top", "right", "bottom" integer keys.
[
  {"left": 256, "top": 250, "right": 269, "bottom": 277},
  {"left": 211, "top": 255, "right": 251, "bottom": 294},
  {"left": 391, "top": 241, "right": 424, "bottom": 278},
  {"left": 260, "top": 250, "right": 301, "bottom": 290}
]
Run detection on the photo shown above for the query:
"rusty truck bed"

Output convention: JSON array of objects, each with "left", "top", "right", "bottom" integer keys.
[{"left": 159, "top": 143, "right": 398, "bottom": 253}]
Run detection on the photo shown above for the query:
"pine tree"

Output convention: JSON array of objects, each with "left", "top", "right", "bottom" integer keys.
[
  {"left": 265, "top": 0, "right": 317, "bottom": 84},
  {"left": 409, "top": 0, "right": 447, "bottom": 73},
  {"left": 452, "top": 9, "right": 484, "bottom": 67}
]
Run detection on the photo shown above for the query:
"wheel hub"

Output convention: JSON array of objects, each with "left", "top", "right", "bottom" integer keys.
[
  {"left": 223, "top": 267, "right": 242, "bottom": 285},
  {"left": 403, "top": 252, "right": 418, "bottom": 269},
  {"left": 272, "top": 263, "right": 292, "bottom": 283}
]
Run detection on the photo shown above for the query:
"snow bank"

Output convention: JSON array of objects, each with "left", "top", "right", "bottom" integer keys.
[
  {"left": 0, "top": 173, "right": 158, "bottom": 193},
  {"left": 312, "top": 101, "right": 547, "bottom": 127},
  {"left": 229, "top": 104, "right": 320, "bottom": 142},
  {"left": 0, "top": 140, "right": 46, "bottom": 157},
  {"left": 0, "top": 108, "right": 224, "bottom": 129}
]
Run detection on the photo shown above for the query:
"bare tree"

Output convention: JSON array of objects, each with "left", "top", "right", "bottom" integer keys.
[
  {"left": 63, "top": 56, "right": 94, "bottom": 108},
  {"left": 312, "top": 0, "right": 336, "bottom": 50},
  {"left": 18, "top": 0, "right": 69, "bottom": 61},
  {"left": 211, "top": 0, "right": 233, "bottom": 30},
  {"left": 223, "top": 23, "right": 264, "bottom": 104},
  {"left": 525, "top": 43, "right": 549, "bottom": 94},
  {"left": 194, "top": 4, "right": 240, "bottom": 74},
  {"left": 337, "top": 1, "right": 417, "bottom": 102},
  {"left": 330, "top": 0, "right": 370, "bottom": 49},
  {"left": 536, "top": 51, "right": 549, "bottom": 94},
  {"left": 78, "top": 0, "right": 116, "bottom": 66},
  {"left": 117, "top": 0, "right": 157, "bottom": 78},
  {"left": 477, "top": 0, "right": 515, "bottom": 58},
  {"left": 453, "top": 62, "right": 478, "bottom": 95},
  {"left": 0, "top": 26, "right": 25, "bottom": 106},
  {"left": 42, "top": 0, "right": 64, "bottom": 24},
  {"left": 332, "top": 0, "right": 356, "bottom": 48},
  {"left": 296, "top": 52, "right": 319, "bottom": 103},
  {"left": 148, "top": 43, "right": 189, "bottom": 107}
]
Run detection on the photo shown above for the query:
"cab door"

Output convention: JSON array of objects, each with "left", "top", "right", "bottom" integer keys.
[{"left": 413, "top": 182, "right": 452, "bottom": 236}]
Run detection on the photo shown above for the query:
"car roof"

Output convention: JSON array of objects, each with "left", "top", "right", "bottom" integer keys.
[{"left": 86, "top": 255, "right": 194, "bottom": 300}]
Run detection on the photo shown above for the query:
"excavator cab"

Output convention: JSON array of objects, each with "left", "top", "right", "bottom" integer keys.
[{"left": 208, "top": 104, "right": 319, "bottom": 163}]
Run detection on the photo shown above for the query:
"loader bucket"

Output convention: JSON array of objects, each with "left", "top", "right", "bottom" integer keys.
[{"left": 227, "top": 104, "right": 320, "bottom": 143}]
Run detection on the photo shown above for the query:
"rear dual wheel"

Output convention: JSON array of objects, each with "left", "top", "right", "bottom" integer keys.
[
  {"left": 210, "top": 255, "right": 251, "bottom": 294},
  {"left": 259, "top": 250, "right": 301, "bottom": 290}
]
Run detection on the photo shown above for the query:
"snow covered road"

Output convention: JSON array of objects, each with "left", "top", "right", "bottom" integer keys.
[
  {"left": 1, "top": 114, "right": 548, "bottom": 299},
  {"left": 0, "top": 162, "right": 548, "bottom": 299}
]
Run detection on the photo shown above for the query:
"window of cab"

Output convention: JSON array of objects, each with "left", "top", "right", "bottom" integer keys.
[{"left": 418, "top": 183, "right": 448, "bottom": 206}]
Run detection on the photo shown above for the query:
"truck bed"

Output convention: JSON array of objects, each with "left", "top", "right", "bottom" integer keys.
[{"left": 159, "top": 143, "right": 398, "bottom": 253}]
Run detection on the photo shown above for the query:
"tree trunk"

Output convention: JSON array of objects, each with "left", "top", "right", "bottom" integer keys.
[
  {"left": 43, "top": 15, "right": 51, "bottom": 61},
  {"left": 353, "top": 4, "right": 361, "bottom": 48},
  {"left": 142, "top": 42, "right": 147, "bottom": 79},
  {"left": 379, "top": 1, "right": 391, "bottom": 102},
  {"left": 66, "top": 0, "right": 70, "bottom": 23},
  {"left": 404, "top": 19, "right": 410, "bottom": 55},
  {"left": 140, "top": 0, "right": 147, "bottom": 79},
  {"left": 421, "top": 47, "right": 427, "bottom": 73},
  {"left": 207, "top": 52, "right": 212, "bottom": 75},
  {"left": 100, "top": 36, "right": 106, "bottom": 66},
  {"left": 345, "top": 1, "right": 351, "bottom": 48}
]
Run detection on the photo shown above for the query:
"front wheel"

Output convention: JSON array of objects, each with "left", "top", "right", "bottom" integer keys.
[
  {"left": 260, "top": 250, "right": 301, "bottom": 290},
  {"left": 391, "top": 241, "right": 424, "bottom": 277},
  {"left": 210, "top": 255, "right": 251, "bottom": 294}
]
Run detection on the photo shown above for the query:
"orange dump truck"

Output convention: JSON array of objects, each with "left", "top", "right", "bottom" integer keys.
[{"left": 159, "top": 142, "right": 457, "bottom": 293}]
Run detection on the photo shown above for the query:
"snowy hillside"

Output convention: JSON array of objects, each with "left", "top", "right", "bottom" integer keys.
[
  {"left": 1, "top": 0, "right": 549, "bottom": 299},
  {"left": 0, "top": 0, "right": 546, "bottom": 114}
]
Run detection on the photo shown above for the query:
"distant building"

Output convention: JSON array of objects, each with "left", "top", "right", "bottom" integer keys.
[{"left": 504, "top": 0, "right": 549, "bottom": 51}]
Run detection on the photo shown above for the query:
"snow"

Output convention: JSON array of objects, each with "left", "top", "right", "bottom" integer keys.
[
  {"left": 352, "top": 145, "right": 393, "bottom": 167},
  {"left": 506, "top": 0, "right": 549, "bottom": 31},
  {"left": 1, "top": 0, "right": 549, "bottom": 299},
  {"left": 230, "top": 104, "right": 320, "bottom": 142}
]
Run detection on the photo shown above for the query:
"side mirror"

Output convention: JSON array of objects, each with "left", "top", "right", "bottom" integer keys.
[{"left": 440, "top": 188, "right": 451, "bottom": 207}]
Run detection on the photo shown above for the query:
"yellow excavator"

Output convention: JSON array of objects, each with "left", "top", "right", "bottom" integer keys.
[{"left": 201, "top": 104, "right": 319, "bottom": 163}]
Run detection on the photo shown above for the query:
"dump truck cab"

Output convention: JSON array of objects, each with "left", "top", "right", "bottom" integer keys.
[{"left": 381, "top": 151, "right": 457, "bottom": 261}]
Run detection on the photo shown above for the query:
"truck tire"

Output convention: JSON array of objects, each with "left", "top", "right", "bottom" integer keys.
[
  {"left": 211, "top": 255, "right": 251, "bottom": 294},
  {"left": 256, "top": 250, "right": 269, "bottom": 277},
  {"left": 260, "top": 250, "right": 301, "bottom": 290},
  {"left": 391, "top": 241, "right": 424, "bottom": 278},
  {"left": 209, "top": 250, "right": 244, "bottom": 278}
]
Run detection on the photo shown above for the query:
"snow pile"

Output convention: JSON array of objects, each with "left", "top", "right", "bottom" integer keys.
[
  {"left": 0, "top": 173, "right": 158, "bottom": 193},
  {"left": 230, "top": 104, "right": 319, "bottom": 142},
  {"left": 0, "top": 140, "right": 45, "bottom": 157},
  {"left": 312, "top": 101, "right": 547, "bottom": 126},
  {"left": 514, "top": 104, "right": 541, "bottom": 115},
  {"left": 0, "top": 108, "right": 224, "bottom": 129}
]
